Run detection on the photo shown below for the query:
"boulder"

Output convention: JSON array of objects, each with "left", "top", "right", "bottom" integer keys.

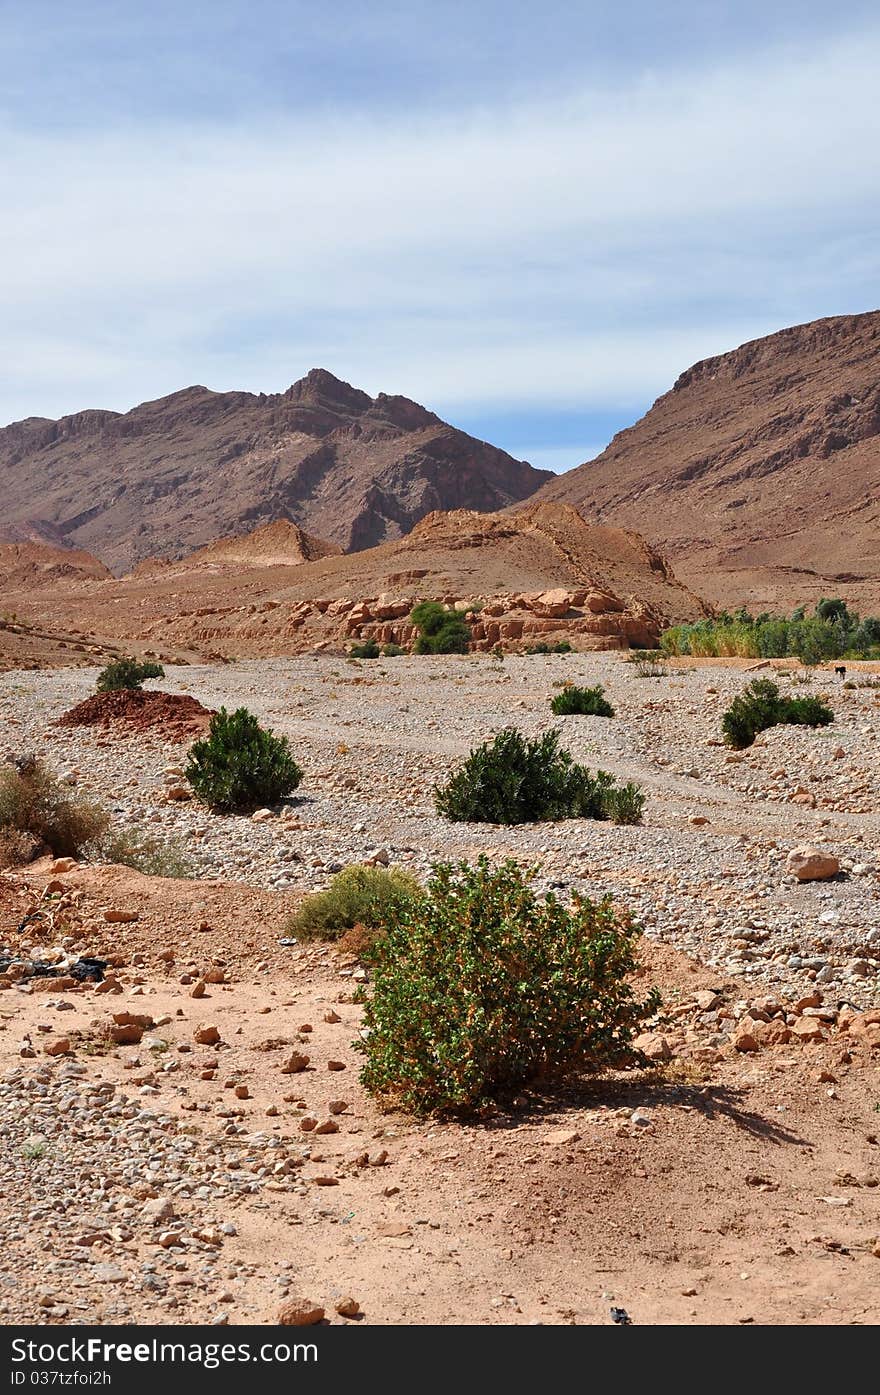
[
  {"left": 529, "top": 588, "right": 573, "bottom": 618},
  {"left": 586, "top": 590, "right": 624, "bottom": 613},
  {"left": 786, "top": 847, "right": 840, "bottom": 881},
  {"left": 278, "top": 1299, "right": 324, "bottom": 1326}
]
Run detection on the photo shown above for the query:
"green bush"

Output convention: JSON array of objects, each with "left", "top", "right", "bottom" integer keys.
[
  {"left": 185, "top": 707, "right": 303, "bottom": 812},
  {"left": 88, "top": 826, "right": 195, "bottom": 878},
  {"left": 0, "top": 757, "right": 109, "bottom": 857},
  {"left": 550, "top": 684, "right": 615, "bottom": 717},
  {"left": 381, "top": 643, "right": 406, "bottom": 657},
  {"left": 349, "top": 640, "right": 381, "bottom": 659},
  {"left": 96, "top": 657, "right": 165, "bottom": 692},
  {"left": 526, "top": 641, "right": 573, "bottom": 654},
  {"left": 434, "top": 727, "right": 643, "bottom": 825},
  {"left": 358, "top": 857, "right": 660, "bottom": 1114},
  {"left": 602, "top": 782, "right": 646, "bottom": 826},
  {"left": 721, "top": 679, "right": 834, "bottom": 749},
  {"left": 662, "top": 599, "right": 880, "bottom": 662},
  {"left": 286, "top": 863, "right": 423, "bottom": 943},
  {"left": 410, "top": 601, "right": 471, "bottom": 655}
]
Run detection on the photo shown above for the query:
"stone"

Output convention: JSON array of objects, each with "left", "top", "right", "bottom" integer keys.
[
  {"left": 280, "top": 1052, "right": 310, "bottom": 1073},
  {"left": 785, "top": 847, "right": 840, "bottom": 882},
  {"left": 694, "top": 990, "right": 721, "bottom": 1012},
  {"left": 586, "top": 590, "right": 624, "bottom": 614},
  {"left": 103, "top": 908, "right": 140, "bottom": 923},
  {"left": 44, "top": 1037, "right": 71, "bottom": 1057},
  {"left": 278, "top": 1299, "right": 324, "bottom": 1326},
  {"left": 335, "top": 1297, "right": 361, "bottom": 1317},
  {"left": 543, "top": 1129, "right": 580, "bottom": 1146},
  {"left": 790, "top": 1017, "right": 825, "bottom": 1043},
  {"left": 50, "top": 858, "right": 77, "bottom": 874},
  {"left": 194, "top": 1025, "right": 221, "bottom": 1046},
  {"left": 109, "top": 1023, "right": 143, "bottom": 1046},
  {"left": 142, "top": 1198, "right": 176, "bottom": 1225},
  {"left": 733, "top": 1025, "right": 760, "bottom": 1053},
  {"left": 633, "top": 1031, "right": 672, "bottom": 1062},
  {"left": 327, "top": 1060, "right": 346, "bottom": 1071}
]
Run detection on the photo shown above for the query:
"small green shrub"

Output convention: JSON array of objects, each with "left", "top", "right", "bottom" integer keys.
[
  {"left": 185, "top": 707, "right": 303, "bottom": 812},
  {"left": 411, "top": 601, "right": 471, "bottom": 655},
  {"left": 349, "top": 640, "right": 381, "bottom": 659},
  {"left": 550, "top": 684, "right": 615, "bottom": 717},
  {"left": 434, "top": 728, "right": 643, "bottom": 825},
  {"left": 381, "top": 643, "right": 406, "bottom": 657},
  {"left": 525, "top": 641, "right": 572, "bottom": 655},
  {"left": 721, "top": 679, "right": 834, "bottom": 749},
  {"left": 0, "top": 758, "right": 109, "bottom": 857},
  {"left": 88, "top": 826, "right": 195, "bottom": 878},
  {"left": 625, "top": 648, "right": 668, "bottom": 678},
  {"left": 358, "top": 857, "right": 660, "bottom": 1114},
  {"left": 96, "top": 657, "right": 165, "bottom": 692},
  {"left": 602, "top": 782, "right": 646, "bottom": 826},
  {"left": 286, "top": 864, "right": 423, "bottom": 944}
]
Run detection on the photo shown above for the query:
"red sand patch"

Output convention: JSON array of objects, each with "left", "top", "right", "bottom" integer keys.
[{"left": 56, "top": 688, "right": 215, "bottom": 742}]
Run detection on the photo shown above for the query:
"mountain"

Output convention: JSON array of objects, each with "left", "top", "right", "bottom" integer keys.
[
  {"left": 143, "top": 519, "right": 342, "bottom": 572},
  {"left": 1, "top": 503, "right": 706, "bottom": 663},
  {"left": 0, "top": 369, "right": 551, "bottom": 575},
  {"left": 535, "top": 311, "right": 880, "bottom": 610},
  {"left": 0, "top": 541, "right": 111, "bottom": 589}
]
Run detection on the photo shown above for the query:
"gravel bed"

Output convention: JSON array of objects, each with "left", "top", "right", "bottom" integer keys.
[{"left": 2, "top": 654, "right": 879, "bottom": 1003}]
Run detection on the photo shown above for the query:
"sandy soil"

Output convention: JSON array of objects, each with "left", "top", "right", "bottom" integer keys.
[{"left": 2, "top": 865, "right": 879, "bottom": 1327}]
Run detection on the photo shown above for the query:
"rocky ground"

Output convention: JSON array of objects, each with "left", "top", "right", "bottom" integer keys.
[
  {"left": 3, "top": 653, "right": 880, "bottom": 1000},
  {"left": 1, "top": 651, "right": 879, "bottom": 1325}
]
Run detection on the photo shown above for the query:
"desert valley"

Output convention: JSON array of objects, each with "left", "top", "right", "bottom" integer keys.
[{"left": 2, "top": 310, "right": 880, "bottom": 1331}]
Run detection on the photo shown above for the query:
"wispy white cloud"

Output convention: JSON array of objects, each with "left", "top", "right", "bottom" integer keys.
[{"left": 1, "top": 24, "right": 879, "bottom": 428}]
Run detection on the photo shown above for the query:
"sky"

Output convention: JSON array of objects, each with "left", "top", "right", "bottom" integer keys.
[{"left": 1, "top": 2, "right": 879, "bottom": 472}]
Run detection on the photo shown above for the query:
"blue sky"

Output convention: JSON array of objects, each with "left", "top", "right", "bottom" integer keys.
[{"left": 2, "top": 2, "right": 879, "bottom": 470}]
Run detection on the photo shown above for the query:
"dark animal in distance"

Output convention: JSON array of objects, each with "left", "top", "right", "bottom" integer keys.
[{"left": 835, "top": 666, "right": 846, "bottom": 678}]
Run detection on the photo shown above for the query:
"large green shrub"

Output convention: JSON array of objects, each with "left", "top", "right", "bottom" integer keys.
[
  {"left": 410, "top": 601, "right": 471, "bottom": 655},
  {"left": 0, "top": 757, "right": 109, "bottom": 858},
  {"left": 96, "top": 657, "right": 165, "bottom": 692},
  {"left": 550, "top": 684, "right": 614, "bottom": 717},
  {"left": 359, "top": 858, "right": 660, "bottom": 1114},
  {"left": 286, "top": 863, "right": 423, "bottom": 943},
  {"left": 185, "top": 707, "right": 303, "bottom": 812},
  {"left": 434, "top": 727, "right": 643, "bottom": 825},
  {"left": 349, "top": 640, "right": 380, "bottom": 659},
  {"left": 721, "top": 679, "right": 834, "bottom": 749}
]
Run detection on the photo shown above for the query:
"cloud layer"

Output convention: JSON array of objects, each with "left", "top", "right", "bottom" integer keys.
[{"left": 2, "top": 15, "right": 879, "bottom": 469}]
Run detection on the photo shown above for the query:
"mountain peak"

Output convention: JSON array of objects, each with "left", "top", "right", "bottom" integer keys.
[{"left": 285, "top": 368, "right": 372, "bottom": 413}]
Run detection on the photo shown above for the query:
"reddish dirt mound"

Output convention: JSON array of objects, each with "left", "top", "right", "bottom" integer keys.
[{"left": 56, "top": 688, "right": 214, "bottom": 741}]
